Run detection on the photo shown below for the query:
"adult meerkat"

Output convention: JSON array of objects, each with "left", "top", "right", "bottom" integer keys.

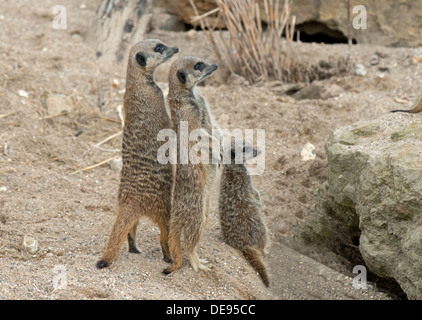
[
  {"left": 219, "top": 141, "right": 270, "bottom": 287},
  {"left": 392, "top": 95, "right": 422, "bottom": 113},
  {"left": 163, "top": 56, "right": 221, "bottom": 274},
  {"left": 96, "top": 39, "right": 179, "bottom": 269}
]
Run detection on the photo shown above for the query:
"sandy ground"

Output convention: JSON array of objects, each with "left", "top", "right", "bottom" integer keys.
[{"left": 1, "top": 0, "right": 421, "bottom": 300}]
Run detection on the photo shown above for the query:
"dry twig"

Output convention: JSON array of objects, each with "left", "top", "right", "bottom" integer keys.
[
  {"left": 69, "top": 155, "right": 120, "bottom": 175},
  {"left": 190, "top": 0, "right": 296, "bottom": 83}
]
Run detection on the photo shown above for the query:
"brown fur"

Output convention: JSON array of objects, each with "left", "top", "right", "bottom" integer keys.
[
  {"left": 219, "top": 143, "right": 270, "bottom": 287},
  {"left": 163, "top": 56, "right": 221, "bottom": 274},
  {"left": 392, "top": 95, "right": 422, "bottom": 113},
  {"left": 96, "top": 39, "right": 179, "bottom": 269}
]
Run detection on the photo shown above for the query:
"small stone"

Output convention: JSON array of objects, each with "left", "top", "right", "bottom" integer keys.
[
  {"left": 109, "top": 157, "right": 122, "bottom": 172},
  {"left": 112, "top": 79, "right": 119, "bottom": 89},
  {"left": 22, "top": 235, "right": 39, "bottom": 254},
  {"left": 301, "top": 142, "right": 316, "bottom": 161},
  {"left": 355, "top": 64, "right": 367, "bottom": 76},
  {"left": 370, "top": 56, "right": 379, "bottom": 65},
  {"left": 18, "top": 90, "right": 29, "bottom": 98}
]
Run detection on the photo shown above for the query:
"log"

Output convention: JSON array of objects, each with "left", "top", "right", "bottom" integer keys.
[{"left": 94, "top": 0, "right": 153, "bottom": 68}]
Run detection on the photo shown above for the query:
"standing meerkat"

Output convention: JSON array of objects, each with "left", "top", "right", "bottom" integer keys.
[
  {"left": 96, "top": 39, "right": 179, "bottom": 269},
  {"left": 163, "top": 56, "right": 221, "bottom": 274},
  {"left": 219, "top": 141, "right": 270, "bottom": 287}
]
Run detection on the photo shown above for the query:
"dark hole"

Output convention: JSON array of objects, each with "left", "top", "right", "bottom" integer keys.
[{"left": 293, "top": 21, "right": 357, "bottom": 44}]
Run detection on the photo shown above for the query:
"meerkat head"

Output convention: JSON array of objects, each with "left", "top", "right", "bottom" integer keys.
[
  {"left": 128, "top": 39, "right": 179, "bottom": 74},
  {"left": 169, "top": 56, "right": 218, "bottom": 91}
]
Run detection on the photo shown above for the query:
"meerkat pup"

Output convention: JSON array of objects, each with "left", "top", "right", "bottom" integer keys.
[
  {"left": 96, "top": 39, "right": 179, "bottom": 269},
  {"left": 219, "top": 141, "right": 270, "bottom": 287},
  {"left": 163, "top": 56, "right": 221, "bottom": 274}
]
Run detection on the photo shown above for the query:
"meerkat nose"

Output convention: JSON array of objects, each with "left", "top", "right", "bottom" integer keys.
[
  {"left": 212, "top": 64, "right": 218, "bottom": 70},
  {"left": 174, "top": 47, "right": 179, "bottom": 53}
]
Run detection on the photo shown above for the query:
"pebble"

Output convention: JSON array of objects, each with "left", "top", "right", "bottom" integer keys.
[
  {"left": 109, "top": 157, "right": 122, "bottom": 172},
  {"left": 301, "top": 142, "right": 316, "bottom": 161},
  {"left": 18, "top": 90, "right": 29, "bottom": 98},
  {"left": 355, "top": 63, "right": 367, "bottom": 76},
  {"left": 22, "top": 235, "right": 38, "bottom": 254}
]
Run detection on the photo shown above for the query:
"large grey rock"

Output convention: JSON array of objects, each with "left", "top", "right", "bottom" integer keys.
[{"left": 309, "top": 114, "right": 422, "bottom": 299}]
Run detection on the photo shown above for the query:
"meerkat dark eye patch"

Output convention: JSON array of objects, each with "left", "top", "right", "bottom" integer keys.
[
  {"left": 135, "top": 52, "right": 147, "bottom": 67},
  {"left": 154, "top": 44, "right": 165, "bottom": 54},
  {"left": 194, "top": 62, "right": 204, "bottom": 71},
  {"left": 177, "top": 70, "right": 187, "bottom": 84}
]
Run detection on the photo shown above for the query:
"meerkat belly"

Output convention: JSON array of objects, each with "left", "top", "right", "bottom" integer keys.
[{"left": 120, "top": 129, "right": 172, "bottom": 199}]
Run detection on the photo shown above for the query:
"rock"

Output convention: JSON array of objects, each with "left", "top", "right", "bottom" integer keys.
[
  {"left": 109, "top": 157, "right": 122, "bottom": 172},
  {"left": 151, "top": 7, "right": 186, "bottom": 31},
  {"left": 45, "top": 94, "right": 73, "bottom": 115},
  {"left": 306, "top": 114, "right": 422, "bottom": 299},
  {"left": 168, "top": 0, "right": 224, "bottom": 28},
  {"left": 167, "top": 0, "right": 422, "bottom": 47},
  {"left": 354, "top": 64, "right": 367, "bottom": 76},
  {"left": 22, "top": 235, "right": 39, "bottom": 254}
]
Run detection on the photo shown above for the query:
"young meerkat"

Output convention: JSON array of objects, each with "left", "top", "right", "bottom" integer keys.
[
  {"left": 96, "top": 39, "right": 179, "bottom": 269},
  {"left": 219, "top": 141, "right": 270, "bottom": 287},
  {"left": 163, "top": 56, "right": 221, "bottom": 274}
]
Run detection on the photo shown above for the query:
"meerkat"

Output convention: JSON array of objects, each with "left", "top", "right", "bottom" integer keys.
[
  {"left": 392, "top": 95, "right": 422, "bottom": 113},
  {"left": 218, "top": 141, "right": 270, "bottom": 287},
  {"left": 163, "top": 56, "right": 221, "bottom": 274},
  {"left": 96, "top": 39, "right": 179, "bottom": 269}
]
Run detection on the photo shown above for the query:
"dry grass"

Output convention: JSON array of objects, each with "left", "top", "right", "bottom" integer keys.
[{"left": 189, "top": 0, "right": 296, "bottom": 83}]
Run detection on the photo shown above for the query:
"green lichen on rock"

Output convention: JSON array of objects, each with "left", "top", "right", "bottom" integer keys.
[{"left": 391, "top": 121, "right": 422, "bottom": 142}]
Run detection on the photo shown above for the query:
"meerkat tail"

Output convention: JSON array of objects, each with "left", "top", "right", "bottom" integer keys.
[
  {"left": 155, "top": 214, "right": 172, "bottom": 263},
  {"left": 391, "top": 109, "right": 411, "bottom": 113},
  {"left": 241, "top": 248, "right": 270, "bottom": 287},
  {"left": 392, "top": 97, "right": 422, "bottom": 113}
]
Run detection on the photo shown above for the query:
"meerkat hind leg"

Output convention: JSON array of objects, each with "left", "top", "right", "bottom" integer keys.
[
  {"left": 97, "top": 204, "right": 139, "bottom": 268},
  {"left": 127, "top": 223, "right": 141, "bottom": 253},
  {"left": 162, "top": 227, "right": 183, "bottom": 274}
]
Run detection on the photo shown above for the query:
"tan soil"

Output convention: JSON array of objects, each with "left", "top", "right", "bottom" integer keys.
[{"left": 1, "top": 0, "right": 421, "bottom": 300}]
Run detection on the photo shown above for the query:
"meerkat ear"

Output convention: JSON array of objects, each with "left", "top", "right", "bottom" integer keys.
[
  {"left": 135, "top": 52, "right": 147, "bottom": 67},
  {"left": 177, "top": 70, "right": 187, "bottom": 84}
]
